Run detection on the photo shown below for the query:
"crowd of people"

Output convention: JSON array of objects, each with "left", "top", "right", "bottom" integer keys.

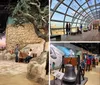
[
  {"left": 65, "top": 22, "right": 83, "bottom": 35},
  {"left": 80, "top": 56, "right": 99, "bottom": 77}
]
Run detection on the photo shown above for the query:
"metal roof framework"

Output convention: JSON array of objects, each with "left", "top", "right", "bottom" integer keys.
[{"left": 50, "top": 0, "right": 100, "bottom": 34}]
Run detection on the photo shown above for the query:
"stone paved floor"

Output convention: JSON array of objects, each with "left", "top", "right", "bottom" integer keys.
[{"left": 0, "top": 60, "right": 39, "bottom": 85}]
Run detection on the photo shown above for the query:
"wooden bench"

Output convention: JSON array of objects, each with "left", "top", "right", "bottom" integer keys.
[{"left": 50, "top": 35, "right": 61, "bottom": 41}]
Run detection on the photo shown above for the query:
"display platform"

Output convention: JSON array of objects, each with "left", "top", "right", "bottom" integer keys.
[{"left": 50, "top": 77, "right": 88, "bottom": 85}]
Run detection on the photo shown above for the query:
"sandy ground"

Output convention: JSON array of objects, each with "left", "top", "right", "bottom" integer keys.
[{"left": 0, "top": 60, "right": 40, "bottom": 85}]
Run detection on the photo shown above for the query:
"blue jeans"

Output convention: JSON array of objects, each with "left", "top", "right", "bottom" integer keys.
[
  {"left": 25, "top": 56, "right": 33, "bottom": 63},
  {"left": 15, "top": 52, "right": 18, "bottom": 62}
]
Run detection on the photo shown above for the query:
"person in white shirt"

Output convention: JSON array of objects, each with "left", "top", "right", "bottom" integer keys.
[{"left": 24, "top": 49, "right": 33, "bottom": 63}]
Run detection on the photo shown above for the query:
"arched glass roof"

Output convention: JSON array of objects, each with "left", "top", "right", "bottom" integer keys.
[{"left": 50, "top": 0, "right": 100, "bottom": 35}]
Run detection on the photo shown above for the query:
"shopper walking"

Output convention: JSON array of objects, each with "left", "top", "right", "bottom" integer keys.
[
  {"left": 92, "top": 57, "right": 96, "bottom": 67},
  {"left": 80, "top": 24, "right": 83, "bottom": 33},
  {"left": 80, "top": 59, "right": 85, "bottom": 80}
]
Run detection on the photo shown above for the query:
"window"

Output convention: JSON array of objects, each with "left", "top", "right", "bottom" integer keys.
[
  {"left": 65, "top": 16, "right": 73, "bottom": 22},
  {"left": 74, "top": 19, "right": 78, "bottom": 23},
  {"left": 82, "top": 12, "right": 86, "bottom": 16},
  {"left": 70, "top": 1, "right": 80, "bottom": 10},
  {"left": 77, "top": 0, "right": 86, "bottom": 5},
  {"left": 88, "top": 0, "right": 95, "bottom": 6},
  {"left": 77, "top": 14, "right": 81, "bottom": 19},
  {"left": 96, "top": 0, "right": 100, "bottom": 4},
  {"left": 74, "top": 13, "right": 79, "bottom": 17},
  {"left": 86, "top": 8, "right": 91, "bottom": 13},
  {"left": 63, "top": 0, "right": 72, "bottom": 6},
  {"left": 56, "top": 4, "right": 67, "bottom": 13},
  {"left": 78, "top": 20, "right": 81, "bottom": 23},
  {"left": 67, "top": 8, "right": 75, "bottom": 16},
  {"left": 51, "top": 12, "right": 64, "bottom": 21},
  {"left": 50, "top": 11, "right": 53, "bottom": 17},
  {"left": 77, "top": 24, "right": 80, "bottom": 27},
  {"left": 79, "top": 16, "right": 83, "bottom": 20},
  {"left": 78, "top": 8, "right": 83, "bottom": 12},
  {"left": 50, "top": 0, "right": 100, "bottom": 31},
  {"left": 72, "top": 24, "right": 76, "bottom": 27},
  {"left": 97, "top": 9, "right": 100, "bottom": 11},
  {"left": 51, "top": 21, "right": 63, "bottom": 28},
  {"left": 82, "top": 3, "right": 88, "bottom": 9},
  {"left": 91, "top": 7, "right": 95, "bottom": 10},
  {"left": 51, "top": 0, "right": 58, "bottom": 9}
]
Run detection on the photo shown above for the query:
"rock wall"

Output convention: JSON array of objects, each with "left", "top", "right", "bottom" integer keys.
[{"left": 6, "top": 23, "right": 43, "bottom": 51}]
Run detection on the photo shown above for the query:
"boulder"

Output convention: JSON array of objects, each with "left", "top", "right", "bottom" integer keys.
[
  {"left": 2, "top": 50, "right": 7, "bottom": 54},
  {"left": 4, "top": 53, "right": 12, "bottom": 60},
  {"left": 21, "top": 40, "right": 45, "bottom": 57},
  {"left": 27, "top": 51, "right": 48, "bottom": 85},
  {"left": 4, "top": 53, "right": 15, "bottom": 60}
]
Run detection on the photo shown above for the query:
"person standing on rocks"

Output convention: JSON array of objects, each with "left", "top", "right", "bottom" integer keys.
[{"left": 14, "top": 44, "right": 19, "bottom": 62}]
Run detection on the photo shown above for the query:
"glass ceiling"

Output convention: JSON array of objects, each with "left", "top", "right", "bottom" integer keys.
[{"left": 50, "top": 0, "right": 100, "bottom": 34}]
